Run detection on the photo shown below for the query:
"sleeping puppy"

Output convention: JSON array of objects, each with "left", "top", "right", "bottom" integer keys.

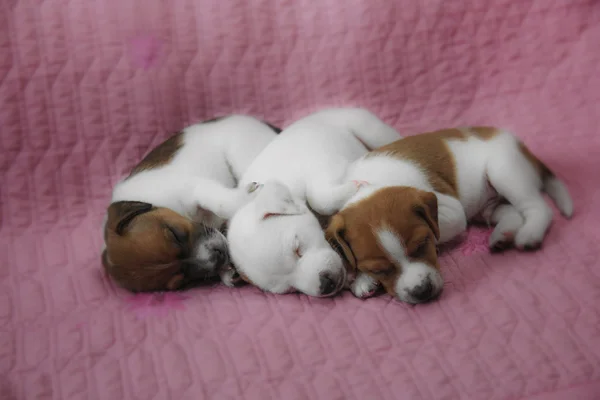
[
  {"left": 102, "top": 115, "right": 281, "bottom": 292},
  {"left": 193, "top": 108, "right": 402, "bottom": 297},
  {"left": 326, "top": 127, "right": 573, "bottom": 304}
]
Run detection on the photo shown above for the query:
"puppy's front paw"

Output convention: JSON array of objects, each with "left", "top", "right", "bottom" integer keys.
[
  {"left": 514, "top": 225, "right": 545, "bottom": 251},
  {"left": 350, "top": 274, "right": 379, "bottom": 299},
  {"left": 219, "top": 268, "right": 244, "bottom": 288}
]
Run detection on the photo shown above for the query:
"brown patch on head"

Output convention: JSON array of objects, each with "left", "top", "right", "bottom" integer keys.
[
  {"left": 103, "top": 201, "right": 198, "bottom": 292},
  {"left": 325, "top": 187, "right": 440, "bottom": 296},
  {"left": 129, "top": 132, "right": 184, "bottom": 177}
]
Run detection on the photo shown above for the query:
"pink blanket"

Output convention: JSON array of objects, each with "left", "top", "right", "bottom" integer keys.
[{"left": 2, "top": 0, "right": 599, "bottom": 399}]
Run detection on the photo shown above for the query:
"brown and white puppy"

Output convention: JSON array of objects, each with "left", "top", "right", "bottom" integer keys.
[
  {"left": 326, "top": 127, "right": 573, "bottom": 304},
  {"left": 102, "top": 116, "right": 281, "bottom": 292}
]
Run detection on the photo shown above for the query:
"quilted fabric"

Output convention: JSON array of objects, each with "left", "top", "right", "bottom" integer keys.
[{"left": 1, "top": 0, "right": 599, "bottom": 399}]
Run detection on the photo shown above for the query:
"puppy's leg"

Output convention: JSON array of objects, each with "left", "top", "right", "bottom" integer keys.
[
  {"left": 486, "top": 145, "right": 553, "bottom": 250},
  {"left": 305, "top": 163, "right": 363, "bottom": 215},
  {"left": 306, "top": 180, "right": 362, "bottom": 215},
  {"left": 488, "top": 204, "right": 525, "bottom": 251},
  {"left": 436, "top": 193, "right": 468, "bottom": 244},
  {"left": 350, "top": 273, "right": 380, "bottom": 299},
  {"left": 192, "top": 179, "right": 259, "bottom": 220}
]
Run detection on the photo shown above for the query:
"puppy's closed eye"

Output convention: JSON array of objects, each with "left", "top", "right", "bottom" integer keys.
[
  {"left": 410, "top": 238, "right": 429, "bottom": 258},
  {"left": 166, "top": 225, "right": 188, "bottom": 247}
]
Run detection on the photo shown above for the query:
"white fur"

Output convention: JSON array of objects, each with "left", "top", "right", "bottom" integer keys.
[
  {"left": 376, "top": 229, "right": 444, "bottom": 304},
  {"left": 110, "top": 115, "right": 278, "bottom": 228},
  {"left": 194, "top": 108, "right": 402, "bottom": 297}
]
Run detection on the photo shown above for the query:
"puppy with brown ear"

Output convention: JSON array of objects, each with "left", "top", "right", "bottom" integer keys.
[
  {"left": 326, "top": 127, "right": 573, "bottom": 304},
  {"left": 102, "top": 116, "right": 281, "bottom": 292}
]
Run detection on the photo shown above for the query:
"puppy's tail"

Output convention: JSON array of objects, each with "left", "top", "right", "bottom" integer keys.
[
  {"left": 519, "top": 142, "right": 574, "bottom": 218},
  {"left": 543, "top": 176, "right": 573, "bottom": 218}
]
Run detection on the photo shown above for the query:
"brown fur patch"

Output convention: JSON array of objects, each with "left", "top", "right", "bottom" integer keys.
[
  {"left": 326, "top": 187, "right": 439, "bottom": 296},
  {"left": 369, "top": 126, "right": 503, "bottom": 198},
  {"left": 129, "top": 132, "right": 184, "bottom": 177},
  {"left": 371, "top": 129, "right": 463, "bottom": 197}
]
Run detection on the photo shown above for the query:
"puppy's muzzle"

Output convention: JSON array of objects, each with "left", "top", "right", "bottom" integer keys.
[
  {"left": 407, "top": 276, "right": 442, "bottom": 303},
  {"left": 319, "top": 271, "right": 345, "bottom": 297}
]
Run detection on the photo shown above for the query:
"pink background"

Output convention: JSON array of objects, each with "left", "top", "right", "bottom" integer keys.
[{"left": 1, "top": 0, "right": 599, "bottom": 399}]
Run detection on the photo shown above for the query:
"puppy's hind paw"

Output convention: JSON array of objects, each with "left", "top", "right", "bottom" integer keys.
[{"left": 514, "top": 225, "right": 545, "bottom": 251}]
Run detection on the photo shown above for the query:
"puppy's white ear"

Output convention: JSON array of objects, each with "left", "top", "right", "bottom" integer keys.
[
  {"left": 253, "top": 182, "right": 305, "bottom": 220},
  {"left": 259, "top": 196, "right": 304, "bottom": 220}
]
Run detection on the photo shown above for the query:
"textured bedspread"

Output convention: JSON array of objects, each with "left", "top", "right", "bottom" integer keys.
[{"left": 2, "top": 0, "right": 600, "bottom": 399}]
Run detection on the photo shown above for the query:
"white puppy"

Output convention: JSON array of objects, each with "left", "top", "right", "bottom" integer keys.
[
  {"left": 102, "top": 116, "right": 280, "bottom": 292},
  {"left": 193, "top": 108, "right": 402, "bottom": 297}
]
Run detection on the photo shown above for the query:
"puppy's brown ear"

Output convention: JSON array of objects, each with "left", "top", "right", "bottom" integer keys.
[
  {"left": 415, "top": 191, "right": 440, "bottom": 240},
  {"left": 325, "top": 214, "right": 357, "bottom": 269},
  {"left": 107, "top": 201, "right": 153, "bottom": 235}
]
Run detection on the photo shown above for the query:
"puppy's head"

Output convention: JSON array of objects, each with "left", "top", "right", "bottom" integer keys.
[
  {"left": 226, "top": 181, "right": 346, "bottom": 297},
  {"left": 102, "top": 201, "right": 229, "bottom": 292},
  {"left": 326, "top": 186, "right": 443, "bottom": 304}
]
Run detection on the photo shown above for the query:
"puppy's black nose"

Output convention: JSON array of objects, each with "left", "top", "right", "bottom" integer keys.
[
  {"left": 410, "top": 277, "right": 434, "bottom": 302},
  {"left": 319, "top": 272, "right": 337, "bottom": 296}
]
